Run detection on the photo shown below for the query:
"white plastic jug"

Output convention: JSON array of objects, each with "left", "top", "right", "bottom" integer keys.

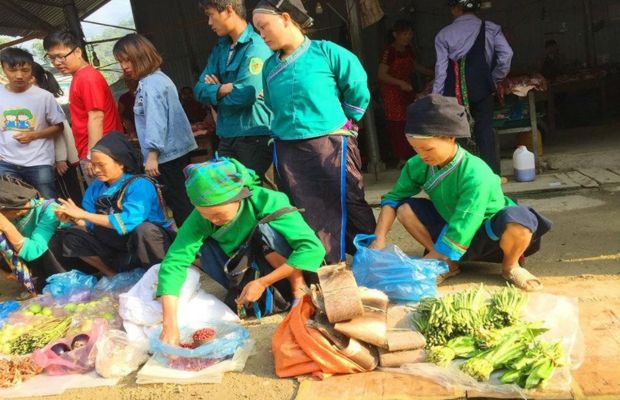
[{"left": 513, "top": 145, "right": 536, "bottom": 182}]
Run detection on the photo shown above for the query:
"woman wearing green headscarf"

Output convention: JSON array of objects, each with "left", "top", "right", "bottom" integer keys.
[{"left": 157, "top": 157, "right": 325, "bottom": 346}]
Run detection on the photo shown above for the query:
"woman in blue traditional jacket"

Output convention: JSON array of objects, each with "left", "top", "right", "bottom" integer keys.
[
  {"left": 252, "top": 0, "right": 376, "bottom": 264},
  {"left": 51, "top": 131, "right": 175, "bottom": 276}
]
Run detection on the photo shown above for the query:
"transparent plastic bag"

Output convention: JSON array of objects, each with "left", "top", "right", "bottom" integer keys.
[
  {"left": 351, "top": 234, "right": 448, "bottom": 302},
  {"left": 32, "top": 318, "right": 108, "bottom": 375},
  {"left": 95, "top": 329, "right": 149, "bottom": 378},
  {"left": 149, "top": 321, "right": 250, "bottom": 371},
  {"left": 42, "top": 270, "right": 97, "bottom": 304},
  {"left": 95, "top": 269, "right": 145, "bottom": 295},
  {"left": 381, "top": 293, "right": 584, "bottom": 397}
]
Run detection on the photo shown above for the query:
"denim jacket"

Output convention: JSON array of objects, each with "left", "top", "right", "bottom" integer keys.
[
  {"left": 135, "top": 70, "right": 197, "bottom": 164},
  {"left": 194, "top": 24, "right": 272, "bottom": 138}
]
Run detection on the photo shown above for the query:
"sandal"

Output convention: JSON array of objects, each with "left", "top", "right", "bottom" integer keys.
[
  {"left": 436, "top": 266, "right": 461, "bottom": 285},
  {"left": 502, "top": 266, "right": 543, "bottom": 292}
]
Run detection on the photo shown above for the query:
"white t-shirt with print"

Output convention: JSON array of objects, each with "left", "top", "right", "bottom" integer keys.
[{"left": 0, "top": 85, "right": 66, "bottom": 166}]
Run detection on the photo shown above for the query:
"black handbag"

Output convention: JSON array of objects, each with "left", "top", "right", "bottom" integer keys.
[{"left": 223, "top": 207, "right": 300, "bottom": 318}]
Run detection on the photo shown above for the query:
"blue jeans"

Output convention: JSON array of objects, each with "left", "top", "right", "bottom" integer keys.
[
  {"left": 199, "top": 224, "right": 292, "bottom": 289},
  {"left": 0, "top": 161, "right": 56, "bottom": 198}
]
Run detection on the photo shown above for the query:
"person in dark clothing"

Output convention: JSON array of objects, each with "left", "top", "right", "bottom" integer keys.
[
  {"left": 51, "top": 132, "right": 174, "bottom": 276},
  {"left": 0, "top": 176, "right": 65, "bottom": 294},
  {"left": 433, "top": 0, "right": 513, "bottom": 174}
]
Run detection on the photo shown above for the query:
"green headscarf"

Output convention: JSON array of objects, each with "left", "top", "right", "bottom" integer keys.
[{"left": 184, "top": 157, "right": 261, "bottom": 207}]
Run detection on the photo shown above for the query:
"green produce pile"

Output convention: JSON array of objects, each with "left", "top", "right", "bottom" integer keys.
[
  {"left": 9, "top": 317, "right": 72, "bottom": 355},
  {"left": 414, "top": 285, "right": 566, "bottom": 389}
]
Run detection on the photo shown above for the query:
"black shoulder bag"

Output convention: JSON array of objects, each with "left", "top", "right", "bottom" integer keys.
[{"left": 223, "top": 207, "right": 300, "bottom": 318}]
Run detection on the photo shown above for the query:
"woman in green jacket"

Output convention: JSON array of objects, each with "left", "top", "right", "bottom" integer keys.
[
  {"left": 157, "top": 157, "right": 325, "bottom": 346},
  {"left": 0, "top": 175, "right": 64, "bottom": 294}
]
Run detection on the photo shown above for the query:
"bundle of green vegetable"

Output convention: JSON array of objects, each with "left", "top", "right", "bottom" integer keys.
[
  {"left": 9, "top": 317, "right": 72, "bottom": 355},
  {"left": 414, "top": 285, "right": 567, "bottom": 389}
]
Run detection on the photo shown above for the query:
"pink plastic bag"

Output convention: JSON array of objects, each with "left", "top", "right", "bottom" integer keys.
[{"left": 32, "top": 318, "right": 108, "bottom": 375}]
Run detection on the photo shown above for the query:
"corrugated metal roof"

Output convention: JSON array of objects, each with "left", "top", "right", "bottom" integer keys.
[{"left": 0, "top": 0, "right": 111, "bottom": 37}]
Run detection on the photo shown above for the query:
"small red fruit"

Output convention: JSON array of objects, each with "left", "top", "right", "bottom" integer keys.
[{"left": 192, "top": 327, "right": 216, "bottom": 346}]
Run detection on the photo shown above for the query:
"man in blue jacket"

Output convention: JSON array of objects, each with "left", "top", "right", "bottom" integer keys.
[{"left": 194, "top": 0, "right": 273, "bottom": 182}]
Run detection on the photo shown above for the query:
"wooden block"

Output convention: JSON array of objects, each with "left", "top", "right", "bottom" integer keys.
[
  {"left": 295, "top": 371, "right": 465, "bottom": 400},
  {"left": 378, "top": 349, "right": 426, "bottom": 367},
  {"left": 565, "top": 171, "right": 599, "bottom": 188},
  {"left": 318, "top": 263, "right": 363, "bottom": 323},
  {"left": 576, "top": 168, "right": 620, "bottom": 184},
  {"left": 572, "top": 300, "right": 620, "bottom": 397}
]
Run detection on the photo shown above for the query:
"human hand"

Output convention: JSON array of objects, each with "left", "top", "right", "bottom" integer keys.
[
  {"left": 145, "top": 155, "right": 160, "bottom": 177},
  {"left": 369, "top": 236, "right": 387, "bottom": 250},
  {"left": 160, "top": 324, "right": 180, "bottom": 347},
  {"left": 56, "top": 161, "right": 69, "bottom": 176},
  {"left": 56, "top": 198, "right": 87, "bottom": 220},
  {"left": 13, "top": 131, "right": 36, "bottom": 144},
  {"left": 236, "top": 279, "right": 267, "bottom": 306},
  {"left": 204, "top": 74, "right": 221, "bottom": 84},
  {"left": 218, "top": 83, "right": 234, "bottom": 98},
  {"left": 84, "top": 159, "right": 96, "bottom": 178},
  {"left": 398, "top": 81, "right": 413, "bottom": 92},
  {"left": 423, "top": 249, "right": 449, "bottom": 261}
]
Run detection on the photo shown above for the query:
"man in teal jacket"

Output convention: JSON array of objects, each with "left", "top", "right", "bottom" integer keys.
[{"left": 194, "top": 0, "right": 273, "bottom": 182}]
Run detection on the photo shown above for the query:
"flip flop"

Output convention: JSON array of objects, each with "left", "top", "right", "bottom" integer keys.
[
  {"left": 436, "top": 266, "right": 461, "bottom": 285},
  {"left": 502, "top": 266, "right": 543, "bottom": 292}
]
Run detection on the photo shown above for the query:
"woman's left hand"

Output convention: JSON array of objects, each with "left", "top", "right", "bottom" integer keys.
[
  {"left": 145, "top": 154, "right": 160, "bottom": 177},
  {"left": 56, "top": 198, "right": 86, "bottom": 220},
  {"left": 236, "top": 279, "right": 267, "bottom": 306}
]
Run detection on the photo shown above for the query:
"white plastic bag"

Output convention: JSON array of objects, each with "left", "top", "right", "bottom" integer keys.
[
  {"left": 119, "top": 264, "right": 201, "bottom": 326},
  {"left": 95, "top": 329, "right": 149, "bottom": 378}
]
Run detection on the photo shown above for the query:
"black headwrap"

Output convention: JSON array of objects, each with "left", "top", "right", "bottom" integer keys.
[
  {"left": 0, "top": 175, "right": 40, "bottom": 209},
  {"left": 91, "top": 131, "right": 143, "bottom": 173},
  {"left": 404, "top": 94, "right": 471, "bottom": 138},
  {"left": 253, "top": 0, "right": 314, "bottom": 29}
]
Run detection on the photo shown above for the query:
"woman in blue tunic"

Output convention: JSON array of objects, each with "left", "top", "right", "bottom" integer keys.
[
  {"left": 51, "top": 131, "right": 174, "bottom": 276},
  {"left": 252, "top": 0, "right": 376, "bottom": 264}
]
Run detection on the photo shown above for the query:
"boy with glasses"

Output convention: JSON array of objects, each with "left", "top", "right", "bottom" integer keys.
[
  {"left": 0, "top": 48, "right": 65, "bottom": 198},
  {"left": 43, "top": 31, "right": 123, "bottom": 183}
]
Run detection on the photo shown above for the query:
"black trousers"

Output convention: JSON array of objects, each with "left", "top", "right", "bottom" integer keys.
[
  {"left": 217, "top": 135, "right": 273, "bottom": 183},
  {"left": 158, "top": 154, "right": 194, "bottom": 227},
  {"left": 470, "top": 95, "right": 500, "bottom": 174},
  {"left": 50, "top": 222, "right": 174, "bottom": 274}
]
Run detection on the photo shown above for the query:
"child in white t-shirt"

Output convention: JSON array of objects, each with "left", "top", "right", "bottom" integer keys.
[{"left": 0, "top": 48, "right": 65, "bottom": 198}]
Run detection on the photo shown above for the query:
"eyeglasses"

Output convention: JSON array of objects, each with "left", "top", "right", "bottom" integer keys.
[{"left": 45, "top": 47, "right": 78, "bottom": 63}]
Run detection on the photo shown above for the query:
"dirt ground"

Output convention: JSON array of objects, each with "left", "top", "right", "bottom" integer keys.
[
  {"left": 0, "top": 184, "right": 617, "bottom": 400},
  {"left": 2, "top": 118, "right": 620, "bottom": 400}
]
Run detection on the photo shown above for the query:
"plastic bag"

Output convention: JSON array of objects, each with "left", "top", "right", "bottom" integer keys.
[
  {"left": 381, "top": 293, "right": 584, "bottom": 397},
  {"left": 0, "top": 301, "right": 20, "bottom": 328},
  {"left": 42, "top": 270, "right": 97, "bottom": 304},
  {"left": 95, "top": 268, "right": 145, "bottom": 295},
  {"left": 32, "top": 318, "right": 108, "bottom": 375},
  {"left": 95, "top": 329, "right": 149, "bottom": 378},
  {"left": 149, "top": 321, "right": 249, "bottom": 371},
  {"left": 119, "top": 264, "right": 200, "bottom": 327},
  {"left": 351, "top": 234, "right": 448, "bottom": 302}
]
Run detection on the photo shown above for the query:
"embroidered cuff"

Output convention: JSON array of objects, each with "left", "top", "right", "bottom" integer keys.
[
  {"left": 108, "top": 213, "right": 128, "bottom": 235},
  {"left": 435, "top": 226, "right": 467, "bottom": 261},
  {"left": 380, "top": 198, "right": 401, "bottom": 209},
  {"left": 484, "top": 219, "right": 500, "bottom": 241}
]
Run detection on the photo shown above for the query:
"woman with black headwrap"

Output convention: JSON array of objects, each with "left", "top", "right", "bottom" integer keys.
[
  {"left": 252, "top": 0, "right": 376, "bottom": 264},
  {"left": 51, "top": 131, "right": 175, "bottom": 276},
  {"left": 0, "top": 175, "right": 64, "bottom": 294}
]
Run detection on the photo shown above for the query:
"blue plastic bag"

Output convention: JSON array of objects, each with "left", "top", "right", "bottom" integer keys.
[
  {"left": 95, "top": 268, "right": 145, "bottom": 294},
  {"left": 42, "top": 270, "right": 97, "bottom": 303},
  {"left": 0, "top": 301, "right": 20, "bottom": 328},
  {"left": 150, "top": 321, "right": 250, "bottom": 370},
  {"left": 351, "top": 234, "right": 449, "bottom": 302}
]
